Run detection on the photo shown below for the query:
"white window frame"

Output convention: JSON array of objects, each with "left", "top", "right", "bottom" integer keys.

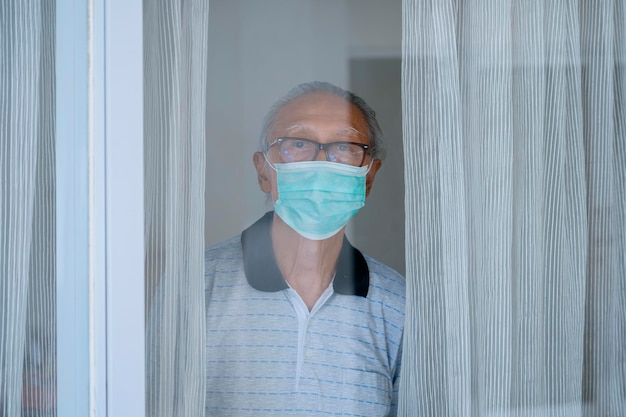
[{"left": 56, "top": 1, "right": 145, "bottom": 415}]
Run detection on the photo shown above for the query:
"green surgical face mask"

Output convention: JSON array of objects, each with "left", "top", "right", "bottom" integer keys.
[{"left": 268, "top": 160, "right": 369, "bottom": 240}]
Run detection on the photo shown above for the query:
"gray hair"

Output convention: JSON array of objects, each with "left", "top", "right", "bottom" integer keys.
[{"left": 258, "top": 81, "right": 386, "bottom": 161}]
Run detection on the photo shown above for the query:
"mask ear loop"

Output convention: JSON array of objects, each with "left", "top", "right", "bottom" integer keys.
[
  {"left": 261, "top": 152, "right": 278, "bottom": 208},
  {"left": 263, "top": 152, "right": 278, "bottom": 172}
]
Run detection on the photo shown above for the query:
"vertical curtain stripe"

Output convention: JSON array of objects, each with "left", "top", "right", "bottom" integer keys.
[
  {"left": 23, "top": 0, "right": 56, "bottom": 414},
  {"left": 580, "top": 2, "right": 625, "bottom": 416},
  {"left": 0, "top": 0, "right": 56, "bottom": 416},
  {"left": 0, "top": 2, "right": 39, "bottom": 413},
  {"left": 145, "top": 1, "right": 209, "bottom": 416},
  {"left": 401, "top": 1, "right": 472, "bottom": 415},
  {"left": 614, "top": 1, "right": 626, "bottom": 414}
]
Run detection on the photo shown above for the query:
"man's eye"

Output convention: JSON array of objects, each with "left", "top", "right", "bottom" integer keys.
[
  {"left": 336, "top": 144, "right": 349, "bottom": 152},
  {"left": 294, "top": 141, "right": 306, "bottom": 148}
]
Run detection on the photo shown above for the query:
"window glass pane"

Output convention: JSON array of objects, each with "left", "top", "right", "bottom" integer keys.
[
  {"left": 144, "top": 0, "right": 404, "bottom": 415},
  {"left": 204, "top": 4, "right": 405, "bottom": 413},
  {"left": 145, "top": 1, "right": 404, "bottom": 415}
]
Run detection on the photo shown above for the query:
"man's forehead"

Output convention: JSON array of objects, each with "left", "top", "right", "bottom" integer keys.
[
  {"left": 283, "top": 124, "right": 363, "bottom": 137},
  {"left": 271, "top": 92, "right": 368, "bottom": 136}
]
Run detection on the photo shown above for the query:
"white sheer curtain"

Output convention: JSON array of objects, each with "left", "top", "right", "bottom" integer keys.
[
  {"left": 0, "top": 1, "right": 56, "bottom": 416},
  {"left": 400, "top": 1, "right": 625, "bottom": 416},
  {"left": 144, "top": 0, "right": 209, "bottom": 416}
]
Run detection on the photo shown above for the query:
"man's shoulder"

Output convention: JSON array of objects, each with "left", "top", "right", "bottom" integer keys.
[
  {"left": 362, "top": 253, "right": 406, "bottom": 308},
  {"left": 204, "top": 234, "right": 243, "bottom": 266},
  {"left": 363, "top": 254, "right": 405, "bottom": 288}
]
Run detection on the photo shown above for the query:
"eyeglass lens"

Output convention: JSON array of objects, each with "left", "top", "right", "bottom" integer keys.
[{"left": 277, "top": 138, "right": 365, "bottom": 166}]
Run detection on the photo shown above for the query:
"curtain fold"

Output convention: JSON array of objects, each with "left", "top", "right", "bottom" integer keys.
[
  {"left": 0, "top": 1, "right": 56, "bottom": 416},
  {"left": 400, "top": 1, "right": 625, "bottom": 416},
  {"left": 144, "top": 0, "right": 209, "bottom": 416}
]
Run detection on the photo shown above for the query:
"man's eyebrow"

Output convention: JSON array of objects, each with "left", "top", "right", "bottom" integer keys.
[
  {"left": 337, "top": 127, "right": 364, "bottom": 137},
  {"left": 283, "top": 124, "right": 309, "bottom": 135},
  {"left": 282, "top": 125, "right": 365, "bottom": 139}
]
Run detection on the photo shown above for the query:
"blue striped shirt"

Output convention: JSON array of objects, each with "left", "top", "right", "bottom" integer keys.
[{"left": 204, "top": 213, "right": 405, "bottom": 416}]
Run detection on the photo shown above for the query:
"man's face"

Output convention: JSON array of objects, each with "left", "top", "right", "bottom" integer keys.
[{"left": 253, "top": 92, "right": 381, "bottom": 200}]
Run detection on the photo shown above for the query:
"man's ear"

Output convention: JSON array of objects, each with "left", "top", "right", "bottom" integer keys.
[
  {"left": 365, "top": 159, "right": 382, "bottom": 197},
  {"left": 253, "top": 152, "right": 272, "bottom": 193}
]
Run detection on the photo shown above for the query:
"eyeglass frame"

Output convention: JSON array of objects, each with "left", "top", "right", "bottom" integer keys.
[{"left": 265, "top": 137, "right": 371, "bottom": 167}]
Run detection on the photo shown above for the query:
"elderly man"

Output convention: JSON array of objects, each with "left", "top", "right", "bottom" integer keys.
[{"left": 204, "top": 81, "right": 405, "bottom": 416}]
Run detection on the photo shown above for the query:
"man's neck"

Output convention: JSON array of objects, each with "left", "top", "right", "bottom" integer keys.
[{"left": 271, "top": 213, "right": 344, "bottom": 310}]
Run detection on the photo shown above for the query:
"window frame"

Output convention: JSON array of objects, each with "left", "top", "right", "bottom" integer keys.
[{"left": 56, "top": 0, "right": 145, "bottom": 415}]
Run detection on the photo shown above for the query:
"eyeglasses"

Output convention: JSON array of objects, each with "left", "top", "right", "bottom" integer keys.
[{"left": 266, "top": 137, "right": 369, "bottom": 167}]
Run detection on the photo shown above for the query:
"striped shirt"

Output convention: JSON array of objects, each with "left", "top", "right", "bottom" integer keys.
[{"left": 205, "top": 212, "right": 405, "bottom": 416}]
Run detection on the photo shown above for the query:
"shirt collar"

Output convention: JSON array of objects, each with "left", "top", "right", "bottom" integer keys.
[{"left": 241, "top": 211, "right": 369, "bottom": 297}]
